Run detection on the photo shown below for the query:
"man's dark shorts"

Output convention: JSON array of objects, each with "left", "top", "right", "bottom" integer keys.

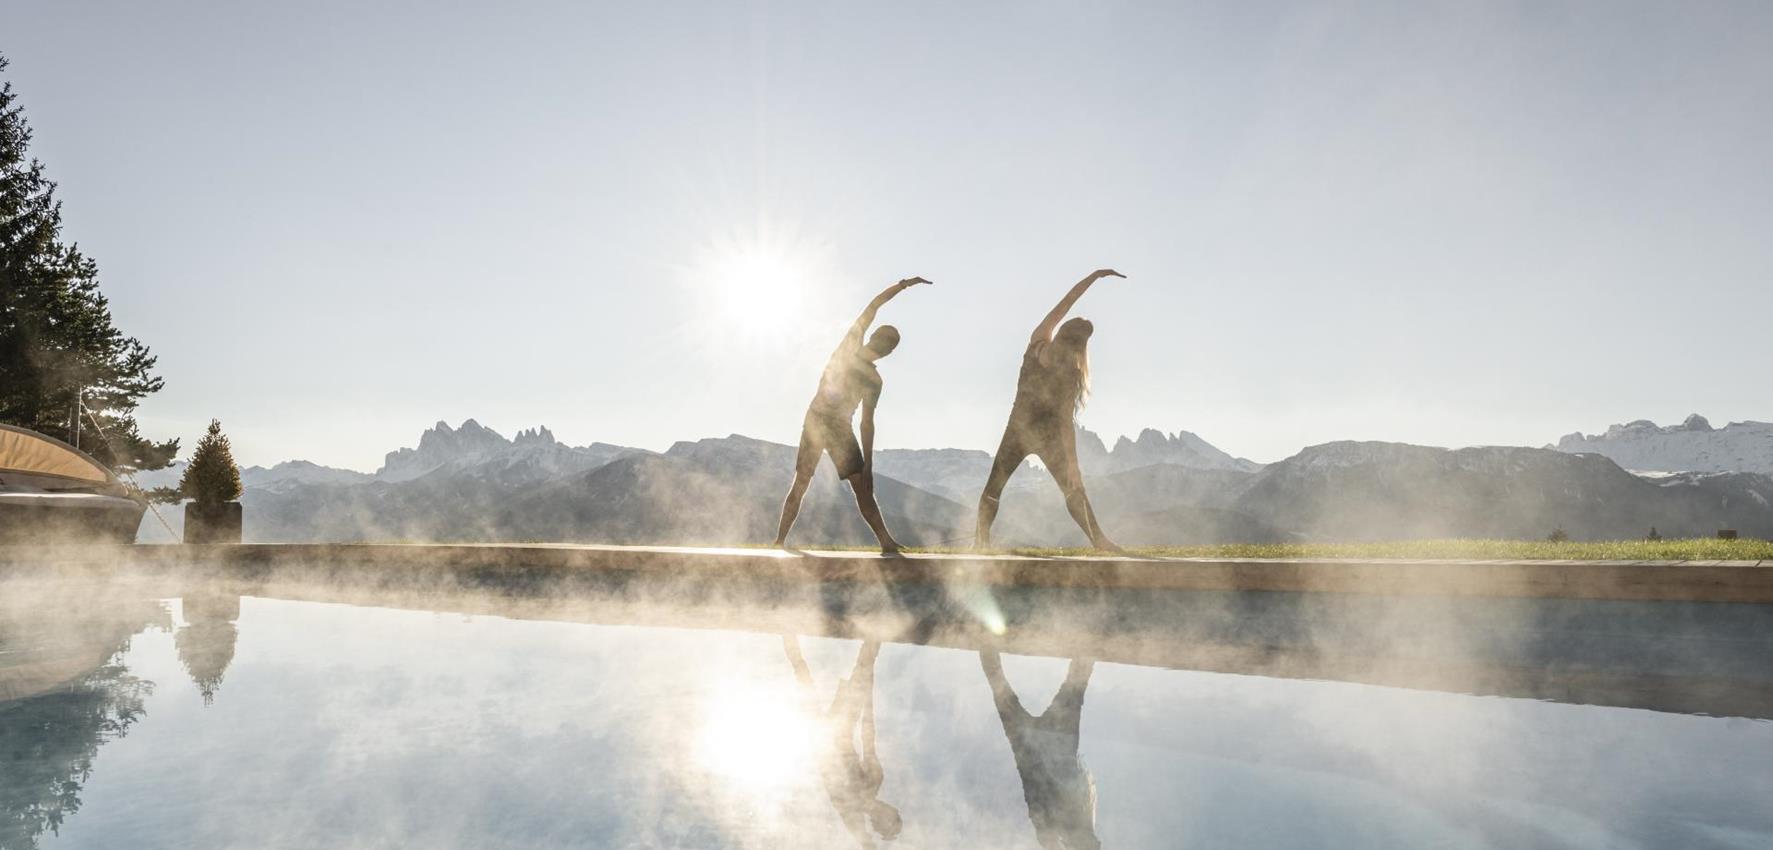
[{"left": 799, "top": 412, "right": 865, "bottom": 479}]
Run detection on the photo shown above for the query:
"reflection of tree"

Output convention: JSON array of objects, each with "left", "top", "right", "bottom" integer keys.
[
  {"left": 0, "top": 662, "right": 151, "bottom": 849},
  {"left": 980, "top": 651, "right": 1100, "bottom": 850},
  {"left": 0, "top": 597, "right": 162, "bottom": 850},
  {"left": 176, "top": 594, "right": 241, "bottom": 705},
  {"left": 783, "top": 636, "right": 902, "bottom": 849}
]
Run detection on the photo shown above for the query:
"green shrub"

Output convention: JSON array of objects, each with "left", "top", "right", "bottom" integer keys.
[{"left": 178, "top": 419, "right": 242, "bottom": 504}]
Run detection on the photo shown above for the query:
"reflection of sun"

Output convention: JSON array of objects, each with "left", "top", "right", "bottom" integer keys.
[{"left": 695, "top": 681, "right": 815, "bottom": 793}]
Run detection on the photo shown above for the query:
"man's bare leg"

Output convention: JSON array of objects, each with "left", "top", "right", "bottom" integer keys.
[
  {"left": 845, "top": 471, "right": 901, "bottom": 553},
  {"left": 774, "top": 468, "right": 813, "bottom": 547}
]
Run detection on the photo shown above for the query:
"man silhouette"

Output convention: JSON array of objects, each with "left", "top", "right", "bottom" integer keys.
[{"left": 784, "top": 636, "right": 903, "bottom": 848}]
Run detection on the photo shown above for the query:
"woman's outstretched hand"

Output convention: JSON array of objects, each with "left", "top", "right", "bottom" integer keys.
[
  {"left": 899, "top": 276, "right": 933, "bottom": 286},
  {"left": 1090, "top": 269, "right": 1125, "bottom": 280}
]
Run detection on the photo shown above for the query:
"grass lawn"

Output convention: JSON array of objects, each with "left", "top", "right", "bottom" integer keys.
[{"left": 981, "top": 538, "right": 1773, "bottom": 561}]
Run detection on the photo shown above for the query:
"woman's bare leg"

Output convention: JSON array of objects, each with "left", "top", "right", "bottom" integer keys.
[
  {"left": 1042, "top": 440, "right": 1119, "bottom": 551},
  {"left": 975, "top": 432, "right": 1027, "bottom": 550}
]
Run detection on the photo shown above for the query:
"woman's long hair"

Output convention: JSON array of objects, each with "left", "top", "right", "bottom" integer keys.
[{"left": 1054, "top": 317, "right": 1094, "bottom": 413}]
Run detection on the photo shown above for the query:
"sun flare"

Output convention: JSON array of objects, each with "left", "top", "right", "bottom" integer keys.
[
  {"left": 680, "top": 219, "right": 837, "bottom": 346},
  {"left": 708, "top": 245, "right": 806, "bottom": 335}
]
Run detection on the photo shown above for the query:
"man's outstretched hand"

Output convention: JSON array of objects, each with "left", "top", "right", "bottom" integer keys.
[
  {"left": 899, "top": 276, "right": 933, "bottom": 286},
  {"left": 1090, "top": 268, "right": 1125, "bottom": 280}
]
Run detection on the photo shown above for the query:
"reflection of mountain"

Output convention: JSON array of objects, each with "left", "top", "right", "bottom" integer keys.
[
  {"left": 176, "top": 595, "right": 241, "bottom": 705},
  {"left": 0, "top": 593, "right": 163, "bottom": 850}
]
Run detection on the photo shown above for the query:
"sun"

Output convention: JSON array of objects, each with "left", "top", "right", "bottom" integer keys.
[
  {"left": 678, "top": 218, "right": 836, "bottom": 346},
  {"left": 708, "top": 242, "right": 807, "bottom": 335}
]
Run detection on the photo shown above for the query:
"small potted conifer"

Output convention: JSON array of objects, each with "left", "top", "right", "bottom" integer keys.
[{"left": 180, "top": 419, "right": 244, "bottom": 544}]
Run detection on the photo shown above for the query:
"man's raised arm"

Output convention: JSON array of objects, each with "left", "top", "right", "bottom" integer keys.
[{"left": 848, "top": 276, "right": 932, "bottom": 339}]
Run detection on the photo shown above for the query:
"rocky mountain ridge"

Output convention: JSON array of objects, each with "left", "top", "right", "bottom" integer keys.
[
  {"left": 1551, "top": 414, "right": 1773, "bottom": 476},
  {"left": 134, "top": 416, "right": 1773, "bottom": 545}
]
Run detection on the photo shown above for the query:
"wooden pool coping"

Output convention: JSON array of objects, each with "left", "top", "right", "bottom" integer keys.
[{"left": 3, "top": 542, "right": 1771, "bottom": 603}]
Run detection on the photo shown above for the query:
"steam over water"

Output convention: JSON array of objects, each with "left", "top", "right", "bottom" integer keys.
[{"left": 3, "top": 574, "right": 1770, "bottom": 849}]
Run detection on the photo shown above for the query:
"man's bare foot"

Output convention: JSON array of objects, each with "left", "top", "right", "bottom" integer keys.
[
  {"left": 1093, "top": 539, "right": 1126, "bottom": 554},
  {"left": 771, "top": 537, "right": 788, "bottom": 548},
  {"left": 880, "top": 541, "right": 904, "bottom": 556}
]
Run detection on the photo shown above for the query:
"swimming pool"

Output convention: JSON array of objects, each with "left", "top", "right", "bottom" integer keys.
[{"left": 3, "top": 565, "right": 1770, "bottom": 849}]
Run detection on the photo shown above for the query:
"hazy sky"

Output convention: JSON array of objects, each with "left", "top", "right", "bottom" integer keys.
[{"left": 9, "top": 1, "right": 1771, "bottom": 471}]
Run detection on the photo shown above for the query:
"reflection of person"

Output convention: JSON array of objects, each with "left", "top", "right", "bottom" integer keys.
[
  {"left": 975, "top": 269, "right": 1124, "bottom": 551},
  {"left": 783, "top": 636, "right": 902, "bottom": 848},
  {"left": 979, "top": 650, "right": 1100, "bottom": 850},
  {"left": 775, "top": 277, "right": 932, "bottom": 554}
]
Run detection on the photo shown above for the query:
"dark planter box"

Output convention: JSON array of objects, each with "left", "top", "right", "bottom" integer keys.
[{"left": 184, "top": 501, "right": 243, "bottom": 544}]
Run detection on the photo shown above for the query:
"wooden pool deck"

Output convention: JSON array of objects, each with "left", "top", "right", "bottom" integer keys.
[{"left": 3, "top": 541, "right": 1771, "bottom": 603}]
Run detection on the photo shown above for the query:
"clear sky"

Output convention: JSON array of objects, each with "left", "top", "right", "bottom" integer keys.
[{"left": 9, "top": 1, "right": 1771, "bottom": 471}]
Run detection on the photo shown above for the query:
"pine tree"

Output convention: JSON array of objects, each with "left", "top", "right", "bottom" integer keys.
[
  {"left": 0, "top": 54, "right": 176, "bottom": 472},
  {"left": 179, "top": 420, "right": 242, "bottom": 504}
]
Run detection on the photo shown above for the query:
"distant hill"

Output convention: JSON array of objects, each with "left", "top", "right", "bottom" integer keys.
[
  {"left": 378, "top": 420, "right": 636, "bottom": 484},
  {"left": 1552, "top": 414, "right": 1773, "bottom": 475},
  {"left": 133, "top": 458, "right": 371, "bottom": 493},
  {"left": 871, "top": 425, "right": 1259, "bottom": 504},
  {"left": 1232, "top": 441, "right": 1773, "bottom": 541},
  {"left": 135, "top": 418, "right": 1773, "bottom": 546},
  {"left": 499, "top": 437, "right": 970, "bottom": 547},
  {"left": 1076, "top": 427, "right": 1263, "bottom": 475},
  {"left": 181, "top": 428, "right": 968, "bottom": 547}
]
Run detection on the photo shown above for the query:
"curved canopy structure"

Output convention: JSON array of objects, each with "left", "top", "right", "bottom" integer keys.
[
  {"left": 0, "top": 424, "right": 112, "bottom": 485},
  {"left": 0, "top": 425, "right": 142, "bottom": 543}
]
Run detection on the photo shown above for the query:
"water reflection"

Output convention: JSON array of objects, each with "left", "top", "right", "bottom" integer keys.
[
  {"left": 0, "top": 578, "right": 1766, "bottom": 849},
  {"left": 174, "top": 594, "right": 240, "bottom": 705},
  {"left": 0, "top": 589, "right": 163, "bottom": 850},
  {"left": 981, "top": 651, "right": 1100, "bottom": 850},
  {"left": 783, "top": 637, "right": 901, "bottom": 848}
]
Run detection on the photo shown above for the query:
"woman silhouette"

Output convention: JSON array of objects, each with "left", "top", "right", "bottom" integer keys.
[
  {"left": 980, "top": 650, "right": 1101, "bottom": 850},
  {"left": 975, "top": 269, "right": 1123, "bottom": 550},
  {"left": 775, "top": 277, "right": 931, "bottom": 554}
]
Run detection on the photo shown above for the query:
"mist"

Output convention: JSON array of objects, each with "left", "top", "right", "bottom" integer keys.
[{"left": 6, "top": 1, "right": 1773, "bottom": 847}]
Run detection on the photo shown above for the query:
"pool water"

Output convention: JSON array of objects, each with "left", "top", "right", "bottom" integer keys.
[{"left": 3, "top": 580, "right": 1771, "bottom": 850}]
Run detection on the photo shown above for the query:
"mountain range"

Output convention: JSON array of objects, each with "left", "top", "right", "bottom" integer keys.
[
  {"left": 133, "top": 415, "right": 1773, "bottom": 545},
  {"left": 1551, "top": 414, "right": 1773, "bottom": 476}
]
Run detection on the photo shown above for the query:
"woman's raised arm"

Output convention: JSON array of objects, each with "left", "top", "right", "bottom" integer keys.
[{"left": 1031, "top": 268, "right": 1122, "bottom": 344}]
